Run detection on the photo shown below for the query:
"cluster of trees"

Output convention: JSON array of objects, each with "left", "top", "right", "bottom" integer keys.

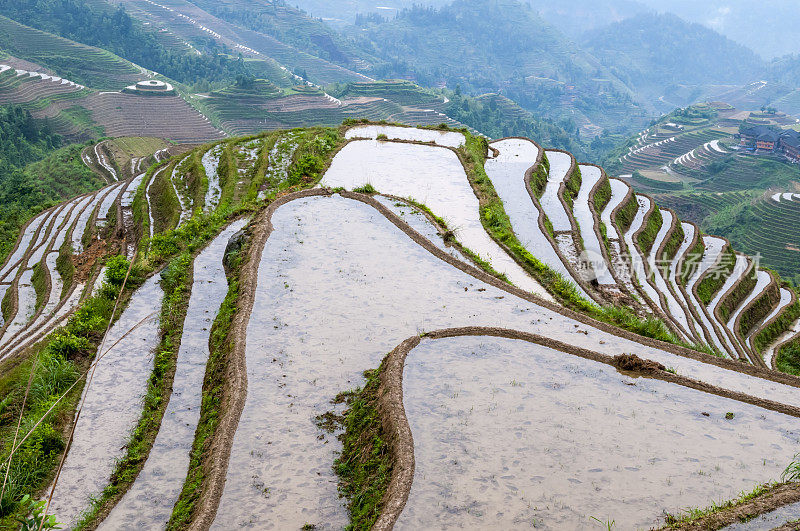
[
  {"left": 0, "top": 105, "right": 61, "bottom": 173},
  {"left": 0, "top": 0, "right": 251, "bottom": 87}
]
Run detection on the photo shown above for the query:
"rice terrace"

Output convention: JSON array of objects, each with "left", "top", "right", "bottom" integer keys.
[{"left": 4, "top": 0, "right": 800, "bottom": 530}]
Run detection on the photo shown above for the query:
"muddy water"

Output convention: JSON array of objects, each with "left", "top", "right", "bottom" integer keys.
[
  {"left": 397, "top": 335, "right": 800, "bottom": 530},
  {"left": 0, "top": 284, "right": 8, "bottom": 327},
  {"left": 373, "top": 196, "right": 468, "bottom": 263},
  {"left": 213, "top": 195, "right": 800, "bottom": 529},
  {"left": 708, "top": 254, "right": 750, "bottom": 354},
  {"left": 95, "top": 182, "right": 124, "bottom": 227},
  {"left": 649, "top": 210, "right": 691, "bottom": 336},
  {"left": 539, "top": 151, "right": 573, "bottom": 232},
  {"left": 485, "top": 139, "right": 587, "bottom": 300},
  {"left": 686, "top": 237, "right": 729, "bottom": 354},
  {"left": 574, "top": 165, "right": 615, "bottom": 285},
  {"left": 345, "top": 124, "right": 465, "bottom": 148},
  {"left": 28, "top": 205, "right": 69, "bottom": 265},
  {"left": 100, "top": 221, "right": 247, "bottom": 529},
  {"left": 32, "top": 205, "right": 63, "bottom": 250},
  {"left": 48, "top": 276, "right": 163, "bottom": 527},
  {"left": 42, "top": 251, "right": 62, "bottom": 316},
  {"left": 0, "top": 209, "right": 52, "bottom": 280},
  {"left": 146, "top": 168, "right": 164, "bottom": 241},
  {"left": 54, "top": 195, "right": 93, "bottom": 251},
  {"left": 0, "top": 269, "right": 36, "bottom": 346},
  {"left": 320, "top": 140, "right": 549, "bottom": 298},
  {"left": 121, "top": 173, "right": 145, "bottom": 209},
  {"left": 72, "top": 191, "right": 105, "bottom": 254},
  {"left": 601, "top": 179, "right": 629, "bottom": 239},
  {"left": 623, "top": 196, "right": 667, "bottom": 316},
  {"left": 202, "top": 145, "right": 222, "bottom": 212}
]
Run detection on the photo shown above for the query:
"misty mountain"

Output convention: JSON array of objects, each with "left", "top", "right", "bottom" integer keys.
[{"left": 583, "top": 13, "right": 765, "bottom": 111}]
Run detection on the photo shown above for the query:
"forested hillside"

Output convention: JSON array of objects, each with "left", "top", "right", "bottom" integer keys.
[{"left": 344, "top": 0, "right": 647, "bottom": 136}]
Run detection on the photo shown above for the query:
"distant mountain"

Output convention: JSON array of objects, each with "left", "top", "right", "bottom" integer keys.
[
  {"left": 532, "top": 0, "right": 649, "bottom": 38},
  {"left": 635, "top": 0, "right": 800, "bottom": 60},
  {"left": 287, "top": 0, "right": 451, "bottom": 27},
  {"left": 583, "top": 13, "right": 765, "bottom": 113},
  {"left": 344, "top": 0, "right": 648, "bottom": 136}
]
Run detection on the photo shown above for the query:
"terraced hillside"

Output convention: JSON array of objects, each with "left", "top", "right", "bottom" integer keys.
[
  {"left": 109, "top": 0, "right": 371, "bottom": 86},
  {"left": 196, "top": 77, "right": 464, "bottom": 136},
  {"left": 658, "top": 190, "right": 800, "bottom": 286},
  {"left": 2, "top": 124, "right": 800, "bottom": 530},
  {"left": 608, "top": 102, "right": 800, "bottom": 194},
  {"left": 0, "top": 14, "right": 143, "bottom": 91}
]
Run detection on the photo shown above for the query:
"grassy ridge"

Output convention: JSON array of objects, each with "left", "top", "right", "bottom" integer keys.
[
  {"left": 614, "top": 193, "right": 638, "bottom": 235},
  {"left": 561, "top": 163, "right": 582, "bottom": 211},
  {"left": 164, "top": 127, "right": 344, "bottom": 527},
  {"left": 31, "top": 262, "right": 46, "bottom": 314},
  {"left": 0, "top": 257, "right": 143, "bottom": 526},
  {"left": 334, "top": 364, "right": 390, "bottom": 531},
  {"left": 661, "top": 221, "right": 685, "bottom": 262},
  {"left": 718, "top": 263, "right": 756, "bottom": 323},
  {"left": 753, "top": 300, "right": 800, "bottom": 354},
  {"left": 696, "top": 247, "right": 736, "bottom": 305},
  {"left": 777, "top": 338, "right": 800, "bottom": 375},
  {"left": 166, "top": 224, "right": 247, "bottom": 530},
  {"left": 636, "top": 206, "right": 663, "bottom": 255},
  {"left": 738, "top": 282, "right": 780, "bottom": 338},
  {"left": 593, "top": 175, "right": 612, "bottom": 215},
  {"left": 529, "top": 152, "right": 549, "bottom": 198},
  {"left": 148, "top": 162, "right": 181, "bottom": 235}
]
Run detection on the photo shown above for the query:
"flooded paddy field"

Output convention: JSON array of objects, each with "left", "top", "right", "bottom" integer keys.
[
  {"left": 213, "top": 194, "right": 800, "bottom": 529},
  {"left": 397, "top": 335, "right": 799, "bottom": 530},
  {"left": 320, "top": 139, "right": 549, "bottom": 299}
]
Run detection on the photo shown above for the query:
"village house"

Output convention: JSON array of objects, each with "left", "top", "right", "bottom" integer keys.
[
  {"left": 780, "top": 129, "right": 800, "bottom": 161},
  {"left": 739, "top": 124, "right": 800, "bottom": 161}
]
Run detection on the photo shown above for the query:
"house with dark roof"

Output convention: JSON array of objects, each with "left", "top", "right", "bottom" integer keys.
[
  {"left": 740, "top": 124, "right": 781, "bottom": 151},
  {"left": 780, "top": 130, "right": 800, "bottom": 161}
]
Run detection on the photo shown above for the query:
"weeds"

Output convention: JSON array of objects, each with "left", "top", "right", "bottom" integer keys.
[
  {"left": 782, "top": 454, "right": 800, "bottom": 482},
  {"left": 334, "top": 365, "right": 391, "bottom": 531},
  {"left": 353, "top": 183, "right": 377, "bottom": 194},
  {"left": 663, "top": 482, "right": 776, "bottom": 527},
  {"left": 636, "top": 207, "right": 663, "bottom": 255}
]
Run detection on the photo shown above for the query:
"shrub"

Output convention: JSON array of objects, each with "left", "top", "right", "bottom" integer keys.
[
  {"left": 105, "top": 255, "right": 130, "bottom": 286},
  {"left": 47, "top": 330, "right": 89, "bottom": 358}
]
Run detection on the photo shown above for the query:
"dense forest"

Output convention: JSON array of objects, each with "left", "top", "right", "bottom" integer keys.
[{"left": 0, "top": 0, "right": 251, "bottom": 87}]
